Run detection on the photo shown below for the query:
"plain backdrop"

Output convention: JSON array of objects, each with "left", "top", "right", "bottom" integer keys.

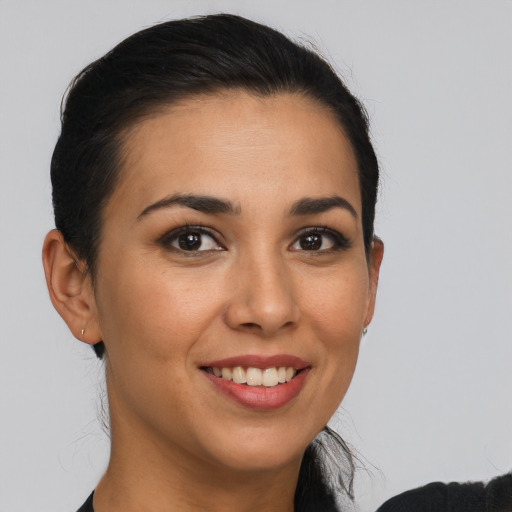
[{"left": 1, "top": 1, "right": 511, "bottom": 511}]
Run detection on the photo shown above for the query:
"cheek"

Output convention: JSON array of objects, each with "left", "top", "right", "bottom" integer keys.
[
  {"left": 97, "top": 261, "right": 224, "bottom": 361},
  {"left": 95, "top": 260, "right": 225, "bottom": 430},
  {"left": 302, "top": 265, "right": 369, "bottom": 400},
  {"left": 304, "top": 265, "right": 369, "bottom": 339}
]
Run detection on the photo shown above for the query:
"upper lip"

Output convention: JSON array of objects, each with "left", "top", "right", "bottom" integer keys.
[{"left": 201, "top": 354, "right": 310, "bottom": 370}]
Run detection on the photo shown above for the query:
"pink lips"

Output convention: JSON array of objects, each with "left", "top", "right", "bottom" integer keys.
[{"left": 200, "top": 354, "right": 311, "bottom": 411}]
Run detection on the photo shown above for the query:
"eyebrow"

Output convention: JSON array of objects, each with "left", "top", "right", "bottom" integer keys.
[
  {"left": 137, "top": 193, "right": 357, "bottom": 220},
  {"left": 137, "top": 194, "right": 240, "bottom": 220},
  {"left": 289, "top": 196, "right": 357, "bottom": 218}
]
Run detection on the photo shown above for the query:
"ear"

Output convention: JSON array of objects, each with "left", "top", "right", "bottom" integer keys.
[
  {"left": 364, "top": 237, "right": 384, "bottom": 328},
  {"left": 42, "top": 229, "right": 102, "bottom": 344}
]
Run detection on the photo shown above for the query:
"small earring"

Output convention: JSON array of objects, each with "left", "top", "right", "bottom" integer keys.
[
  {"left": 81, "top": 328, "right": 85, "bottom": 336},
  {"left": 362, "top": 327, "right": 368, "bottom": 336}
]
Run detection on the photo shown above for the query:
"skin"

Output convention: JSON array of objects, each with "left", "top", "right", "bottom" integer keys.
[{"left": 43, "top": 91, "right": 383, "bottom": 512}]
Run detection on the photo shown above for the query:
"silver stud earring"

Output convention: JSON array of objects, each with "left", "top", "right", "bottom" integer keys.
[{"left": 362, "top": 327, "right": 368, "bottom": 336}]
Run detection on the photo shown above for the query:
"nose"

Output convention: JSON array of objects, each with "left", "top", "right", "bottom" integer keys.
[{"left": 223, "top": 252, "right": 300, "bottom": 337}]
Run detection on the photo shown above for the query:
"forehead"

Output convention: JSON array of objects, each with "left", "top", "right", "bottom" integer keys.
[{"left": 110, "top": 91, "right": 360, "bottom": 216}]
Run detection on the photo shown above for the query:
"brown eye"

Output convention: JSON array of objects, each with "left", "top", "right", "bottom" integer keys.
[
  {"left": 291, "top": 228, "right": 350, "bottom": 252},
  {"left": 178, "top": 232, "right": 202, "bottom": 251},
  {"left": 160, "top": 227, "right": 224, "bottom": 253},
  {"left": 300, "top": 233, "right": 323, "bottom": 250}
]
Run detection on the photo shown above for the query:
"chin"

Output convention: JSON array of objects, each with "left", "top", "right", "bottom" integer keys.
[
  {"left": 216, "top": 447, "right": 304, "bottom": 475},
  {"left": 200, "top": 424, "right": 316, "bottom": 474}
]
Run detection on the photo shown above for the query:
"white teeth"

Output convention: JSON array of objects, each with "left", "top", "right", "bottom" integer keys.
[
  {"left": 232, "top": 366, "right": 247, "bottom": 384},
  {"left": 209, "top": 365, "right": 299, "bottom": 387},
  {"left": 262, "top": 368, "right": 279, "bottom": 387},
  {"left": 246, "top": 367, "right": 263, "bottom": 386}
]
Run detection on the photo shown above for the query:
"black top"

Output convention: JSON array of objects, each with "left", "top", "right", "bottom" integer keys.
[
  {"left": 376, "top": 472, "right": 512, "bottom": 512},
  {"left": 76, "top": 491, "right": 94, "bottom": 512},
  {"left": 78, "top": 474, "right": 512, "bottom": 512}
]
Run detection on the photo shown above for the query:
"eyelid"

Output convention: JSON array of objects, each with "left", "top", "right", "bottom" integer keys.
[
  {"left": 156, "top": 224, "right": 349, "bottom": 254},
  {"left": 157, "top": 224, "right": 226, "bottom": 252},
  {"left": 290, "top": 226, "right": 351, "bottom": 251}
]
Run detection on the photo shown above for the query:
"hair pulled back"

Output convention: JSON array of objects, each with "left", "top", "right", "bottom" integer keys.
[
  {"left": 52, "top": 14, "right": 378, "bottom": 282},
  {"left": 51, "top": 14, "right": 378, "bottom": 509}
]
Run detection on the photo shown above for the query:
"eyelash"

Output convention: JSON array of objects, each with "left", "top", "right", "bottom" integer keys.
[
  {"left": 157, "top": 225, "right": 224, "bottom": 255},
  {"left": 157, "top": 225, "right": 351, "bottom": 255},
  {"left": 291, "top": 226, "right": 351, "bottom": 252}
]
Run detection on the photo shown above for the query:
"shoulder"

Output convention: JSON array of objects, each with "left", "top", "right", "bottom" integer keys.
[{"left": 376, "top": 472, "right": 512, "bottom": 512}]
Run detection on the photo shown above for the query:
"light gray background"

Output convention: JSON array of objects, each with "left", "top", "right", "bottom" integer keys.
[{"left": 1, "top": 1, "right": 511, "bottom": 511}]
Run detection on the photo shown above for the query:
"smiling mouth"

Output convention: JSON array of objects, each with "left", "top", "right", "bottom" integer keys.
[{"left": 201, "top": 366, "right": 302, "bottom": 388}]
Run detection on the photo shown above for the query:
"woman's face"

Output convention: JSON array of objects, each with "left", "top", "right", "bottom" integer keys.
[{"left": 90, "top": 91, "right": 382, "bottom": 474}]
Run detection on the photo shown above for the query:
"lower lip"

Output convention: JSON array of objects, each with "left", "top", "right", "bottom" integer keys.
[{"left": 202, "top": 369, "right": 310, "bottom": 411}]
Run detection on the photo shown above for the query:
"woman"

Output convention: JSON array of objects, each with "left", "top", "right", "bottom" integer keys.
[{"left": 42, "top": 14, "right": 383, "bottom": 512}]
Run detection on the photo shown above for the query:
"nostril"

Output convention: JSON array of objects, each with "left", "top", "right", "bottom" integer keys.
[{"left": 241, "top": 322, "right": 259, "bottom": 329}]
